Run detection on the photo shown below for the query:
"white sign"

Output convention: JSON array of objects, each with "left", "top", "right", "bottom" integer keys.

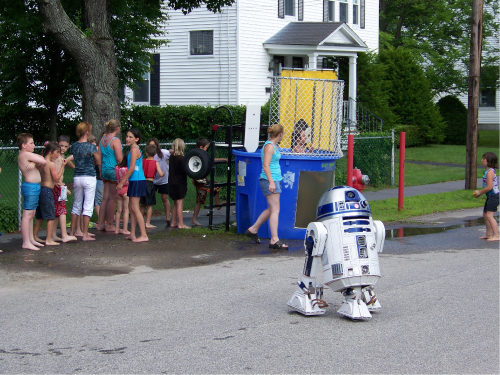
[{"left": 244, "top": 104, "right": 261, "bottom": 153}]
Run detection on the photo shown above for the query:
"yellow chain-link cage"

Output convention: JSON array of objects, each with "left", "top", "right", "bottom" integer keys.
[{"left": 269, "top": 70, "right": 344, "bottom": 157}]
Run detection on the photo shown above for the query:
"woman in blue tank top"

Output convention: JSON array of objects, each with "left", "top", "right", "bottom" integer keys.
[
  {"left": 244, "top": 124, "right": 288, "bottom": 250},
  {"left": 96, "top": 119, "right": 123, "bottom": 232},
  {"left": 116, "top": 128, "right": 148, "bottom": 243}
]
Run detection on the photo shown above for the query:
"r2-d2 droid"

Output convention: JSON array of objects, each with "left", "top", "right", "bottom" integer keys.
[{"left": 287, "top": 186, "right": 385, "bottom": 320}]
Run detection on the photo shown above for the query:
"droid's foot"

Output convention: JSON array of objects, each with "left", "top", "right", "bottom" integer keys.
[
  {"left": 338, "top": 288, "right": 372, "bottom": 319},
  {"left": 337, "top": 299, "right": 372, "bottom": 320},
  {"left": 287, "top": 291, "right": 327, "bottom": 316}
]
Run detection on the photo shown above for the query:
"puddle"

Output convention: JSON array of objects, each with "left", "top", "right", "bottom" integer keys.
[{"left": 386, "top": 218, "right": 486, "bottom": 239}]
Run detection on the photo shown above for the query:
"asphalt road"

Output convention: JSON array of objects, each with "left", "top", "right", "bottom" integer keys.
[{"left": 0, "top": 211, "right": 498, "bottom": 374}]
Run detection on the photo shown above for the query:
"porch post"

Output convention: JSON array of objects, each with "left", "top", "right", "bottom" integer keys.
[
  {"left": 308, "top": 53, "right": 317, "bottom": 70},
  {"left": 348, "top": 55, "right": 357, "bottom": 128}
]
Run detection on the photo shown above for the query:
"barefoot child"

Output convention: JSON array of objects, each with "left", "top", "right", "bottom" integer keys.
[
  {"left": 17, "top": 133, "right": 47, "bottom": 250},
  {"left": 116, "top": 128, "right": 149, "bottom": 242},
  {"left": 33, "top": 142, "right": 67, "bottom": 246},
  {"left": 191, "top": 138, "right": 226, "bottom": 226},
  {"left": 114, "top": 158, "right": 130, "bottom": 235},
  {"left": 169, "top": 138, "right": 190, "bottom": 229},
  {"left": 141, "top": 144, "right": 165, "bottom": 228},
  {"left": 48, "top": 136, "right": 77, "bottom": 243},
  {"left": 474, "top": 152, "right": 499, "bottom": 242},
  {"left": 147, "top": 138, "right": 172, "bottom": 225}
]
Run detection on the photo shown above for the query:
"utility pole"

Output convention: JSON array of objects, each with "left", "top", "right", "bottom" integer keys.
[{"left": 465, "top": 0, "right": 483, "bottom": 190}]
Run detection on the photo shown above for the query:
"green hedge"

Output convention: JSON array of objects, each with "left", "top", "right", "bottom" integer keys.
[
  {"left": 121, "top": 104, "right": 253, "bottom": 141},
  {"left": 394, "top": 125, "right": 425, "bottom": 147}
]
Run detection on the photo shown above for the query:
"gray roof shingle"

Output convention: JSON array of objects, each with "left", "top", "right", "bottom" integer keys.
[{"left": 264, "top": 22, "right": 344, "bottom": 46}]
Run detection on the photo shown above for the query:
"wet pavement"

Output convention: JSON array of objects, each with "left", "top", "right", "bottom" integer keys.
[{"left": 0, "top": 206, "right": 497, "bottom": 281}]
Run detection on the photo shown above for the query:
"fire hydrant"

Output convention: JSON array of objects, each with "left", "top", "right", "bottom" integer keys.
[{"left": 352, "top": 168, "right": 370, "bottom": 192}]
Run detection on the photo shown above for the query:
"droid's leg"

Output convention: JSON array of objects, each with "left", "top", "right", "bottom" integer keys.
[
  {"left": 337, "top": 287, "right": 372, "bottom": 320},
  {"left": 361, "top": 286, "right": 382, "bottom": 311},
  {"left": 287, "top": 233, "right": 329, "bottom": 315}
]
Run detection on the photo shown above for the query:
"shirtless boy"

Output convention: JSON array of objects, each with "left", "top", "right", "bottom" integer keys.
[
  {"left": 17, "top": 133, "right": 47, "bottom": 251},
  {"left": 33, "top": 142, "right": 66, "bottom": 246}
]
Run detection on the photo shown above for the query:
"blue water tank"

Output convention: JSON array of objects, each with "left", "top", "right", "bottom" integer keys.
[{"left": 233, "top": 148, "right": 339, "bottom": 240}]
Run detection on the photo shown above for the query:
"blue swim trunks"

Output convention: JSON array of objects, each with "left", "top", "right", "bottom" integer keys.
[{"left": 21, "top": 182, "right": 41, "bottom": 210}]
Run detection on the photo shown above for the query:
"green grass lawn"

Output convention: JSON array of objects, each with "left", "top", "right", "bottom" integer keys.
[{"left": 369, "top": 190, "right": 485, "bottom": 222}]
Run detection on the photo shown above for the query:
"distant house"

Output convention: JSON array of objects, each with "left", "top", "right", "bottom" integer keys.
[{"left": 124, "top": 0, "right": 379, "bottom": 108}]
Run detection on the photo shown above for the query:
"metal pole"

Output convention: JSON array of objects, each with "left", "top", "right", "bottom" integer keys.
[
  {"left": 398, "top": 132, "right": 406, "bottom": 211},
  {"left": 391, "top": 129, "right": 395, "bottom": 186},
  {"left": 18, "top": 158, "right": 22, "bottom": 231},
  {"left": 347, "top": 134, "right": 354, "bottom": 187}
]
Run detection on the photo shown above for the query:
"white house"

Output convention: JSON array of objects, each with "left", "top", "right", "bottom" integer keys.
[{"left": 125, "top": 0, "right": 379, "bottom": 108}]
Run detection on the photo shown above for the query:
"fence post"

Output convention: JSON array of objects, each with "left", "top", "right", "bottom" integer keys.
[
  {"left": 391, "top": 129, "right": 395, "bottom": 186},
  {"left": 17, "top": 151, "right": 22, "bottom": 231},
  {"left": 347, "top": 134, "right": 354, "bottom": 187},
  {"left": 398, "top": 132, "right": 406, "bottom": 211}
]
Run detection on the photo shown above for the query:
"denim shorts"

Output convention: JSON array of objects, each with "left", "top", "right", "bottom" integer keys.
[
  {"left": 484, "top": 193, "right": 499, "bottom": 212},
  {"left": 259, "top": 178, "right": 282, "bottom": 196},
  {"left": 94, "top": 179, "right": 104, "bottom": 206}
]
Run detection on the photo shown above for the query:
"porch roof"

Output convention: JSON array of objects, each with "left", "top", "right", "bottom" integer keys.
[{"left": 263, "top": 22, "right": 368, "bottom": 55}]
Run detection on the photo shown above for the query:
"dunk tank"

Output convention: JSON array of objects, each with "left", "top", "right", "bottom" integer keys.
[{"left": 234, "top": 70, "right": 345, "bottom": 240}]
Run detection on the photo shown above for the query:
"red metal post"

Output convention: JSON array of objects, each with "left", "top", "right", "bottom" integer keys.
[
  {"left": 347, "top": 134, "right": 354, "bottom": 187},
  {"left": 398, "top": 132, "right": 406, "bottom": 211}
]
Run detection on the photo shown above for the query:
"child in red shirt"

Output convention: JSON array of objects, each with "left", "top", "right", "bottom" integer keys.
[{"left": 140, "top": 144, "right": 164, "bottom": 228}]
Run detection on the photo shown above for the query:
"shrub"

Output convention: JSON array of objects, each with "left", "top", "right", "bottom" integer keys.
[
  {"left": 394, "top": 125, "right": 425, "bottom": 147},
  {"left": 0, "top": 202, "right": 18, "bottom": 233},
  {"left": 121, "top": 104, "right": 248, "bottom": 142},
  {"left": 437, "top": 95, "right": 468, "bottom": 145}
]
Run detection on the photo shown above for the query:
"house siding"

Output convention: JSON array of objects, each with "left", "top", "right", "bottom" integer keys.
[
  {"left": 154, "top": 5, "right": 238, "bottom": 106},
  {"left": 136, "top": 0, "right": 379, "bottom": 107}
]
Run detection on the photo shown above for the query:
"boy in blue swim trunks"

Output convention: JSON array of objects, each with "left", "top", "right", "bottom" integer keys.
[{"left": 17, "top": 133, "right": 47, "bottom": 251}]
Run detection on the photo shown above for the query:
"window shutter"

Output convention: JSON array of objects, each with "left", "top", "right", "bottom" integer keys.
[
  {"left": 323, "top": 0, "right": 329, "bottom": 22},
  {"left": 150, "top": 54, "right": 160, "bottom": 106},
  {"left": 278, "top": 0, "right": 284, "bottom": 18},
  {"left": 360, "top": 0, "right": 365, "bottom": 29},
  {"left": 298, "top": 0, "right": 303, "bottom": 21}
]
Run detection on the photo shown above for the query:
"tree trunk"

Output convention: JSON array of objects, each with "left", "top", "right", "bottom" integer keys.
[
  {"left": 36, "top": 0, "right": 120, "bottom": 137},
  {"left": 465, "top": 0, "right": 483, "bottom": 190}
]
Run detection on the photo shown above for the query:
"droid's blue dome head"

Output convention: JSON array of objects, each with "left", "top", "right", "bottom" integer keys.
[{"left": 315, "top": 186, "right": 371, "bottom": 221}]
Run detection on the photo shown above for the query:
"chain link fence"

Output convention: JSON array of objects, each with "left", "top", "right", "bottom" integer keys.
[
  {"left": 0, "top": 140, "right": 234, "bottom": 233},
  {"left": 335, "top": 134, "right": 394, "bottom": 187},
  {"left": 269, "top": 73, "right": 344, "bottom": 157},
  {"left": 0, "top": 129, "right": 392, "bottom": 233}
]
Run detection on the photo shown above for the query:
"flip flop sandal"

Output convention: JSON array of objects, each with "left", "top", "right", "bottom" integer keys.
[
  {"left": 244, "top": 229, "right": 260, "bottom": 244},
  {"left": 269, "top": 240, "right": 288, "bottom": 250}
]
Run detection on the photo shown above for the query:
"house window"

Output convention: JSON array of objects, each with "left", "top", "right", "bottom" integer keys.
[
  {"left": 480, "top": 89, "right": 496, "bottom": 107},
  {"left": 190, "top": 30, "right": 213, "bottom": 56},
  {"left": 339, "top": 0, "right": 348, "bottom": 23},
  {"left": 360, "top": 0, "right": 365, "bottom": 28},
  {"left": 328, "top": 1, "right": 334, "bottom": 22},
  {"left": 353, "top": 0, "right": 358, "bottom": 24},
  {"left": 133, "top": 72, "right": 149, "bottom": 103},
  {"left": 292, "top": 56, "right": 304, "bottom": 69},
  {"left": 285, "top": 0, "right": 294, "bottom": 16}
]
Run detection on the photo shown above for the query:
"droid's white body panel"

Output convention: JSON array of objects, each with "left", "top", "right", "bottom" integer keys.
[{"left": 287, "top": 186, "right": 385, "bottom": 320}]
